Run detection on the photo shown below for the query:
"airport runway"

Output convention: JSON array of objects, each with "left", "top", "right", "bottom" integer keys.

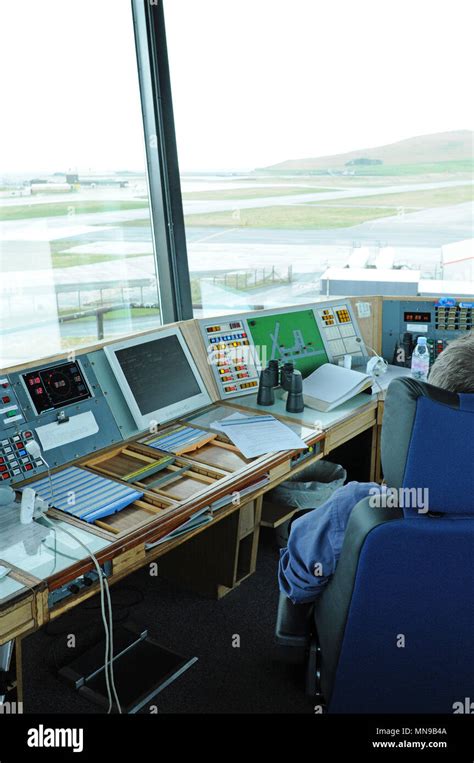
[
  {"left": 58, "top": 200, "right": 473, "bottom": 249},
  {"left": 2, "top": 178, "right": 472, "bottom": 234}
]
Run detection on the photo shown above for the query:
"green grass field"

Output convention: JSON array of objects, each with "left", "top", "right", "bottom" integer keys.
[
  {"left": 60, "top": 307, "right": 161, "bottom": 322},
  {"left": 320, "top": 184, "right": 474, "bottom": 209},
  {"left": 0, "top": 199, "right": 149, "bottom": 221},
  {"left": 54, "top": 253, "right": 116, "bottom": 269},
  {"left": 182, "top": 186, "right": 332, "bottom": 200},
  {"left": 184, "top": 205, "right": 399, "bottom": 229},
  {"left": 259, "top": 160, "right": 473, "bottom": 178},
  {"left": 339, "top": 160, "right": 474, "bottom": 177},
  {"left": 52, "top": 251, "right": 150, "bottom": 268},
  {"left": 183, "top": 181, "right": 473, "bottom": 229}
]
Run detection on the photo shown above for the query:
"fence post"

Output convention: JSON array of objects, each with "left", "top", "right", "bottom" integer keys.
[{"left": 97, "top": 311, "right": 104, "bottom": 341}]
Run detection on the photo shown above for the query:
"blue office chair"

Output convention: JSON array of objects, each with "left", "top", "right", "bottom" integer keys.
[{"left": 275, "top": 378, "right": 474, "bottom": 713}]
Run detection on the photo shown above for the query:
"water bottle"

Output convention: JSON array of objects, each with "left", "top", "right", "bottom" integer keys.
[{"left": 411, "top": 336, "right": 430, "bottom": 381}]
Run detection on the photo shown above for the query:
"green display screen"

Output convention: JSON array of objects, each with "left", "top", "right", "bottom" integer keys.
[{"left": 247, "top": 309, "right": 328, "bottom": 377}]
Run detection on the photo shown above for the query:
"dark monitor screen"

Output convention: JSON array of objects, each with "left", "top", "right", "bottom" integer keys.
[{"left": 114, "top": 334, "right": 201, "bottom": 415}]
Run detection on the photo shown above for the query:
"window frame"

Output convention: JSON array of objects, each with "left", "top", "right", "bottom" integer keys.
[{"left": 131, "top": 0, "right": 193, "bottom": 323}]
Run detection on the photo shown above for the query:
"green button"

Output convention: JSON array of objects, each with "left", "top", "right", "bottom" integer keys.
[{"left": 6, "top": 410, "right": 17, "bottom": 418}]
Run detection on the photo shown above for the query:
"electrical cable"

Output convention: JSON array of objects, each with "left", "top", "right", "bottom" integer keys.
[
  {"left": 25, "top": 440, "right": 121, "bottom": 713},
  {"left": 40, "top": 513, "right": 116, "bottom": 713},
  {"left": 104, "top": 576, "right": 121, "bottom": 713},
  {"left": 356, "top": 337, "right": 388, "bottom": 392}
]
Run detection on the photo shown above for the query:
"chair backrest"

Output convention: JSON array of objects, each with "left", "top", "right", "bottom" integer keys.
[
  {"left": 315, "top": 378, "right": 474, "bottom": 713},
  {"left": 381, "top": 378, "right": 474, "bottom": 515}
]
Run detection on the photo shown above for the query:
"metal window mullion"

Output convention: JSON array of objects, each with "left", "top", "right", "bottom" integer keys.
[{"left": 131, "top": 0, "right": 192, "bottom": 324}]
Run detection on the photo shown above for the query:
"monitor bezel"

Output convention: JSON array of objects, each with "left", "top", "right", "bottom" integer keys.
[{"left": 104, "top": 328, "right": 211, "bottom": 431}]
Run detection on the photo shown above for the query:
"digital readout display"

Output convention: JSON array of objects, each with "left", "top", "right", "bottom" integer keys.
[
  {"left": 404, "top": 312, "right": 431, "bottom": 323},
  {"left": 23, "top": 362, "right": 92, "bottom": 415}
]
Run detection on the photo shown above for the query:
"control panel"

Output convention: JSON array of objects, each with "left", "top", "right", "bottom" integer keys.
[
  {"left": 435, "top": 303, "right": 473, "bottom": 332},
  {"left": 382, "top": 299, "right": 473, "bottom": 368},
  {"left": 203, "top": 319, "right": 260, "bottom": 397},
  {"left": 0, "top": 355, "right": 124, "bottom": 486},
  {"left": 313, "top": 302, "right": 366, "bottom": 363},
  {"left": 0, "top": 428, "right": 40, "bottom": 482},
  {"left": 48, "top": 561, "right": 113, "bottom": 607},
  {"left": 0, "top": 374, "right": 25, "bottom": 427},
  {"left": 199, "top": 300, "right": 368, "bottom": 399}
]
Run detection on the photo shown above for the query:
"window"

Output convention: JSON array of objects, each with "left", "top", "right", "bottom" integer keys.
[
  {"left": 164, "top": 0, "right": 474, "bottom": 316},
  {"left": 0, "top": 0, "right": 161, "bottom": 368}
]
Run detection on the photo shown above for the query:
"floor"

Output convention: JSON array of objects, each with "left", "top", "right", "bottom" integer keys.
[{"left": 21, "top": 528, "right": 314, "bottom": 714}]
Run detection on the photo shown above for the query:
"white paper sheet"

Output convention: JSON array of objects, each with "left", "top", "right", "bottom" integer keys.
[
  {"left": 36, "top": 411, "right": 99, "bottom": 451},
  {"left": 215, "top": 413, "right": 307, "bottom": 458}
]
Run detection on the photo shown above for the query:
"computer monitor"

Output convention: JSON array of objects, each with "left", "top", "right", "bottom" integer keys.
[{"left": 104, "top": 328, "right": 211, "bottom": 430}]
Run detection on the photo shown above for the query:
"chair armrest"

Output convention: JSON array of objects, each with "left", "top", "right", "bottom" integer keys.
[
  {"left": 314, "top": 496, "right": 402, "bottom": 702},
  {"left": 275, "top": 591, "right": 314, "bottom": 649}
]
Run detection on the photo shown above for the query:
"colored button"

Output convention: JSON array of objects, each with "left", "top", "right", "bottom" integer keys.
[
  {"left": 0, "top": 465, "right": 7, "bottom": 472},
  {"left": 16, "top": 443, "right": 24, "bottom": 450},
  {"left": 6, "top": 410, "right": 17, "bottom": 418},
  {"left": 2, "top": 396, "right": 10, "bottom": 404},
  {"left": 24, "top": 431, "right": 33, "bottom": 439},
  {"left": 25, "top": 464, "right": 33, "bottom": 471},
  {"left": 18, "top": 450, "right": 27, "bottom": 456},
  {"left": 2, "top": 473, "right": 9, "bottom": 480}
]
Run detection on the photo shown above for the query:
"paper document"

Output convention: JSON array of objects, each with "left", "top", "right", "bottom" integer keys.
[
  {"left": 215, "top": 413, "right": 307, "bottom": 459},
  {"left": 36, "top": 411, "right": 99, "bottom": 451}
]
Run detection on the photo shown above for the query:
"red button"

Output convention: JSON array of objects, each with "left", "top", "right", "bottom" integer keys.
[
  {"left": 1, "top": 383, "right": 8, "bottom": 389},
  {"left": 0, "top": 465, "right": 7, "bottom": 472},
  {"left": 0, "top": 458, "right": 3, "bottom": 464},
  {"left": 2, "top": 473, "right": 9, "bottom": 480},
  {"left": 25, "top": 464, "right": 33, "bottom": 471},
  {"left": 24, "top": 431, "right": 33, "bottom": 438},
  {"left": 16, "top": 442, "right": 24, "bottom": 449},
  {"left": 1, "top": 396, "right": 10, "bottom": 404}
]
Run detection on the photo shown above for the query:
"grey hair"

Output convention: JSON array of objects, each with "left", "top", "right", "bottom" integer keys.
[{"left": 428, "top": 332, "right": 474, "bottom": 393}]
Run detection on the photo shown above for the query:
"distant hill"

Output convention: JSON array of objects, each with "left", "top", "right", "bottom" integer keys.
[{"left": 264, "top": 130, "right": 473, "bottom": 171}]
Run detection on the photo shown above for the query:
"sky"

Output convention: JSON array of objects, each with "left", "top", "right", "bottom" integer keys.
[{"left": 1, "top": 0, "right": 473, "bottom": 175}]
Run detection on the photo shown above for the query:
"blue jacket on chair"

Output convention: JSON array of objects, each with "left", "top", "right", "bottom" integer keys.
[{"left": 278, "top": 481, "right": 383, "bottom": 603}]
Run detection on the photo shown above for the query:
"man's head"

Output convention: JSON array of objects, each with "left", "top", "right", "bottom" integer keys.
[{"left": 428, "top": 332, "right": 474, "bottom": 393}]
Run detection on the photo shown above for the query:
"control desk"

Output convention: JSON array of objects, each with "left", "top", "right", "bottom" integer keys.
[
  {"left": 0, "top": 294, "right": 471, "bottom": 648},
  {"left": 0, "top": 297, "right": 370, "bottom": 492}
]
